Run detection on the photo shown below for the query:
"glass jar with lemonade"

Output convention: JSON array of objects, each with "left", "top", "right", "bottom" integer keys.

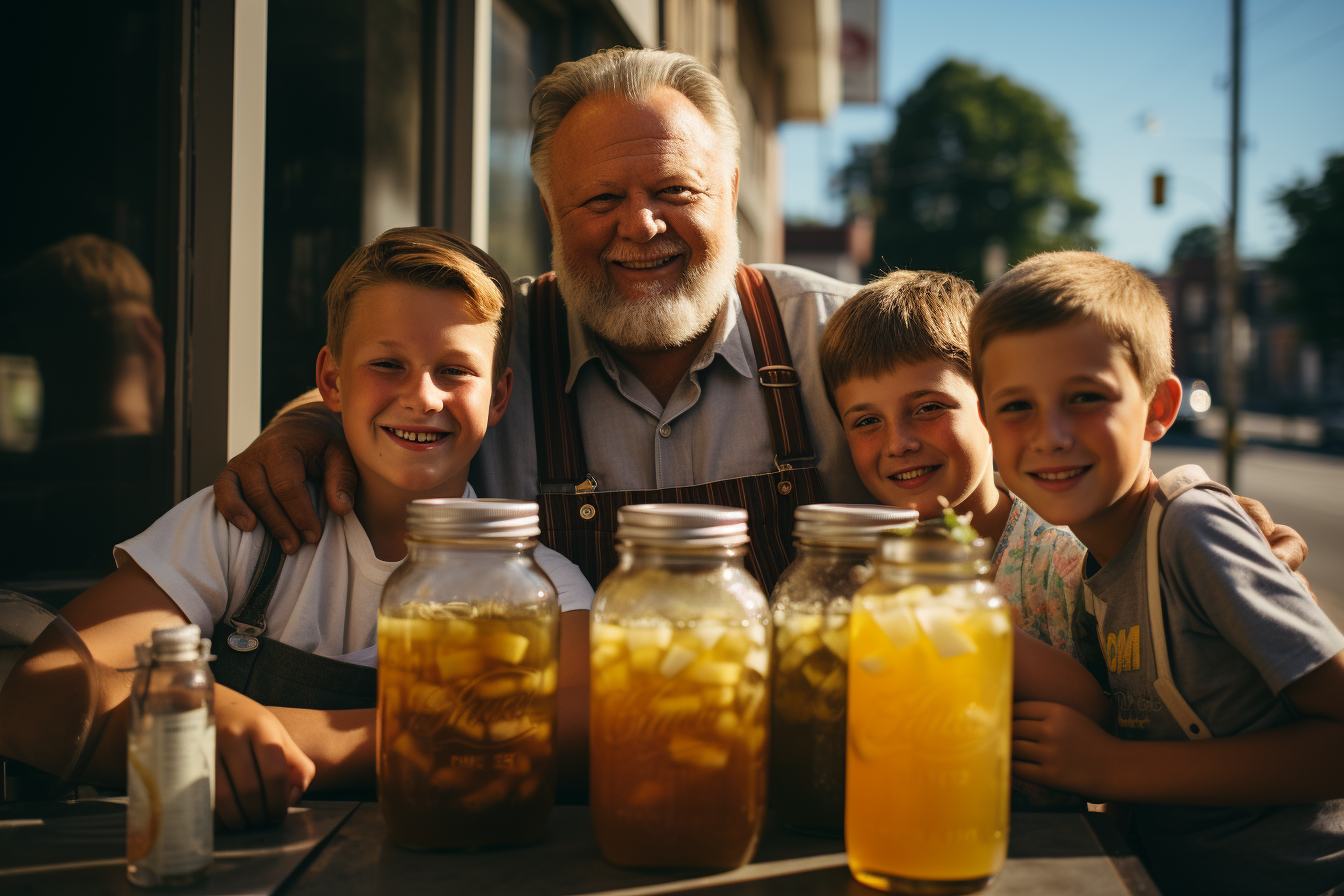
[
  {"left": 769, "top": 504, "right": 915, "bottom": 835},
  {"left": 589, "top": 504, "right": 771, "bottom": 869},
  {"left": 377, "top": 499, "right": 559, "bottom": 850},
  {"left": 846, "top": 522, "right": 1011, "bottom": 894}
]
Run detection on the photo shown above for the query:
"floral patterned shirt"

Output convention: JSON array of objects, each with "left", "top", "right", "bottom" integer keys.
[
  {"left": 991, "top": 494, "right": 1087, "bottom": 659},
  {"left": 990, "top": 493, "right": 1091, "bottom": 811}
]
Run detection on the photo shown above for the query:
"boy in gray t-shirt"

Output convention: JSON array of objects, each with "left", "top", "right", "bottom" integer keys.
[{"left": 971, "top": 251, "right": 1344, "bottom": 896}]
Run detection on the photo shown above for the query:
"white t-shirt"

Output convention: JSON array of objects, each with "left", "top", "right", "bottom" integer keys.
[{"left": 115, "top": 483, "right": 594, "bottom": 668}]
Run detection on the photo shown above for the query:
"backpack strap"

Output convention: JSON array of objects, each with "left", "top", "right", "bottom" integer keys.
[
  {"left": 1146, "top": 465, "right": 1231, "bottom": 740},
  {"left": 224, "top": 531, "right": 286, "bottom": 652}
]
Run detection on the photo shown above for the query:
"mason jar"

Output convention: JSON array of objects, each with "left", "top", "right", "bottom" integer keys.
[
  {"left": 377, "top": 499, "right": 559, "bottom": 850},
  {"left": 769, "top": 504, "right": 916, "bottom": 835},
  {"left": 589, "top": 504, "right": 770, "bottom": 869},
  {"left": 846, "top": 522, "right": 1011, "bottom": 894}
]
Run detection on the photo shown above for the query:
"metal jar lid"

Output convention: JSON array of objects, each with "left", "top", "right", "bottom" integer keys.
[
  {"left": 792, "top": 503, "right": 917, "bottom": 547},
  {"left": 407, "top": 498, "right": 541, "bottom": 540},
  {"left": 616, "top": 504, "right": 750, "bottom": 547}
]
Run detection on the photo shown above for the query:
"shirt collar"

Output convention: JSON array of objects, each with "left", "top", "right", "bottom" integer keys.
[{"left": 563, "top": 283, "right": 756, "bottom": 392}]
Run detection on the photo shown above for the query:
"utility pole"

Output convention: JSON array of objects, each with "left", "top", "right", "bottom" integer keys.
[{"left": 1218, "top": 0, "right": 1244, "bottom": 490}]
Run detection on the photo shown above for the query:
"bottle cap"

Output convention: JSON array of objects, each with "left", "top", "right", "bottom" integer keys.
[
  {"left": 150, "top": 624, "right": 204, "bottom": 662},
  {"left": 407, "top": 498, "right": 541, "bottom": 540},
  {"left": 616, "top": 504, "right": 750, "bottom": 547},
  {"left": 792, "top": 503, "right": 917, "bottom": 547}
]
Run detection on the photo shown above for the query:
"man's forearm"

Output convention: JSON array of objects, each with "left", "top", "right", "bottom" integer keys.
[
  {"left": 1100, "top": 718, "right": 1344, "bottom": 806},
  {"left": 267, "top": 706, "right": 375, "bottom": 792}
]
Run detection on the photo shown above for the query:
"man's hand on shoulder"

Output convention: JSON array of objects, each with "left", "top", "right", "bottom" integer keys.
[
  {"left": 213, "top": 396, "right": 357, "bottom": 554},
  {"left": 1233, "top": 494, "right": 1312, "bottom": 594}
]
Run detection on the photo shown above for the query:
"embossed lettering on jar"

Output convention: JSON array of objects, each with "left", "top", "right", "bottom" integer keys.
[{"left": 589, "top": 504, "right": 771, "bottom": 869}]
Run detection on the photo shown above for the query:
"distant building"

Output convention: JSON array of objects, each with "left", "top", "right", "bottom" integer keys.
[{"left": 783, "top": 216, "right": 874, "bottom": 284}]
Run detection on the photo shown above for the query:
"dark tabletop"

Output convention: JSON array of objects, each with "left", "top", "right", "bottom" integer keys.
[{"left": 0, "top": 797, "right": 1159, "bottom": 895}]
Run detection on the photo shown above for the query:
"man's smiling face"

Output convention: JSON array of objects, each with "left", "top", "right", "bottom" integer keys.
[{"left": 542, "top": 86, "right": 741, "bottom": 350}]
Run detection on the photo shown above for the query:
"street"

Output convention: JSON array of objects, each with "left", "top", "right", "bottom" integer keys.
[{"left": 1152, "top": 443, "right": 1344, "bottom": 632}]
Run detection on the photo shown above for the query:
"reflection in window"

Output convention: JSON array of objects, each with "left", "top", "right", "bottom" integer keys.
[
  {"left": 489, "top": 1, "right": 555, "bottom": 281},
  {"left": 262, "top": 0, "right": 421, "bottom": 421},
  {"left": 0, "top": 2, "right": 174, "bottom": 602}
]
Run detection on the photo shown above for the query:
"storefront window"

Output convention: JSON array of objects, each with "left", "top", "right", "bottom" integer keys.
[
  {"left": 489, "top": 0, "right": 557, "bottom": 281},
  {"left": 0, "top": 1, "right": 176, "bottom": 602}
]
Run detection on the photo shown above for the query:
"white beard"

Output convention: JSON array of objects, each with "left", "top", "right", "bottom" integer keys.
[{"left": 552, "top": 230, "right": 741, "bottom": 351}]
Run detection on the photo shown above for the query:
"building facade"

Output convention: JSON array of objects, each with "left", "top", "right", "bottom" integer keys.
[{"left": 0, "top": 0, "right": 839, "bottom": 598}]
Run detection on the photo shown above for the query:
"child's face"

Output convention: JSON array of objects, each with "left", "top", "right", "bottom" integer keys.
[
  {"left": 979, "top": 317, "right": 1176, "bottom": 531},
  {"left": 833, "top": 359, "right": 992, "bottom": 518},
  {"left": 316, "top": 283, "right": 508, "bottom": 496}
]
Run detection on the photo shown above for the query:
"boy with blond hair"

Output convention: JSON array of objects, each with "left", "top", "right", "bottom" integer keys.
[
  {"left": 973, "top": 251, "right": 1344, "bottom": 896},
  {"left": 0, "top": 228, "right": 593, "bottom": 828}
]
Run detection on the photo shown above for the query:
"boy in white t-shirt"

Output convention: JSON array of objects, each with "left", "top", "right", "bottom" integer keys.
[{"left": 0, "top": 228, "right": 593, "bottom": 829}]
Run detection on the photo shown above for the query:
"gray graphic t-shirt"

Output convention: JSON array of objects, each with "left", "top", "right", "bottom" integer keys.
[{"left": 1077, "top": 486, "right": 1344, "bottom": 896}]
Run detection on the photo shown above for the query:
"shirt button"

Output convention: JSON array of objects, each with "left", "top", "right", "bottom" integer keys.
[{"left": 659, "top": 424, "right": 672, "bottom": 438}]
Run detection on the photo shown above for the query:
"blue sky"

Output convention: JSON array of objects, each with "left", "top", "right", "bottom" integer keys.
[{"left": 780, "top": 0, "right": 1344, "bottom": 272}]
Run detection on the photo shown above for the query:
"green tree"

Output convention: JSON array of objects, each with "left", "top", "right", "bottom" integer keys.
[
  {"left": 1169, "top": 223, "right": 1221, "bottom": 270},
  {"left": 1272, "top": 153, "right": 1344, "bottom": 348},
  {"left": 842, "top": 59, "right": 1099, "bottom": 285}
]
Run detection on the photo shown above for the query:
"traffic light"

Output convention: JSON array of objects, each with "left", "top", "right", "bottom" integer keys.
[{"left": 1152, "top": 172, "right": 1167, "bottom": 207}]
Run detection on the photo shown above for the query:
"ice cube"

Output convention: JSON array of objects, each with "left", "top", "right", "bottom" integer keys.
[
  {"left": 627, "top": 625, "right": 673, "bottom": 652},
  {"left": 516, "top": 775, "right": 541, "bottom": 801},
  {"left": 593, "top": 623, "right": 626, "bottom": 646},
  {"left": 984, "top": 610, "right": 1012, "bottom": 637},
  {"left": 779, "top": 634, "right": 823, "bottom": 673},
  {"left": 714, "top": 710, "right": 741, "bottom": 738},
  {"left": 436, "top": 649, "right": 485, "bottom": 682},
  {"left": 895, "top": 585, "right": 934, "bottom": 603},
  {"left": 460, "top": 778, "right": 511, "bottom": 811},
  {"left": 481, "top": 632, "right": 530, "bottom": 665},
  {"left": 488, "top": 718, "right": 529, "bottom": 742},
  {"left": 692, "top": 622, "right": 726, "bottom": 651},
  {"left": 651, "top": 694, "right": 703, "bottom": 717},
  {"left": 872, "top": 607, "right": 921, "bottom": 650},
  {"left": 744, "top": 725, "right": 767, "bottom": 755},
  {"left": 592, "top": 643, "right": 623, "bottom": 671},
  {"left": 629, "top": 645, "right": 663, "bottom": 674},
  {"left": 408, "top": 683, "right": 454, "bottom": 715},
  {"left": 687, "top": 660, "right": 741, "bottom": 686},
  {"left": 537, "top": 663, "right": 558, "bottom": 696},
  {"left": 914, "top": 605, "right": 977, "bottom": 659},
  {"left": 800, "top": 655, "right": 830, "bottom": 688},
  {"left": 857, "top": 654, "right": 888, "bottom": 675},
  {"left": 430, "top": 766, "right": 470, "bottom": 790},
  {"left": 594, "top": 661, "right": 629, "bottom": 694},
  {"left": 668, "top": 736, "right": 729, "bottom": 769},
  {"left": 747, "top": 623, "right": 767, "bottom": 646},
  {"left": 705, "top": 685, "right": 736, "bottom": 708},
  {"left": 715, "top": 631, "right": 750, "bottom": 661},
  {"left": 454, "top": 717, "right": 486, "bottom": 741},
  {"left": 658, "top": 643, "right": 699, "bottom": 678},
  {"left": 743, "top": 647, "right": 769, "bottom": 676},
  {"left": 820, "top": 628, "right": 849, "bottom": 662},
  {"left": 391, "top": 732, "right": 433, "bottom": 774}
]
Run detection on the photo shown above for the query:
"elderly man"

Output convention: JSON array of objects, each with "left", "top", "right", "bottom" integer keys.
[
  {"left": 217, "top": 48, "right": 867, "bottom": 591},
  {"left": 217, "top": 47, "right": 1306, "bottom": 591}
]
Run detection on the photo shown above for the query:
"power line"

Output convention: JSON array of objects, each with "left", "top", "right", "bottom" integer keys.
[{"left": 1257, "top": 19, "right": 1344, "bottom": 77}]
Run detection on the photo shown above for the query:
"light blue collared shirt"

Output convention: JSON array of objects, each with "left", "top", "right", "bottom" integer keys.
[{"left": 470, "top": 263, "right": 868, "bottom": 503}]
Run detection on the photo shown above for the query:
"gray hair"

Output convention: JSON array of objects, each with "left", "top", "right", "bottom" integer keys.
[{"left": 529, "top": 47, "right": 741, "bottom": 197}]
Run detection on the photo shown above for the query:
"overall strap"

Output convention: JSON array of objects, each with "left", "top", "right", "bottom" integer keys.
[
  {"left": 733, "top": 264, "right": 816, "bottom": 468},
  {"left": 225, "top": 531, "right": 286, "bottom": 652},
  {"left": 530, "top": 273, "right": 590, "bottom": 491},
  {"left": 1145, "top": 464, "right": 1230, "bottom": 740}
]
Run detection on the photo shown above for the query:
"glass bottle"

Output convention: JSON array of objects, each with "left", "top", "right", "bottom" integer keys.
[
  {"left": 377, "top": 499, "right": 559, "bottom": 850},
  {"left": 845, "top": 523, "right": 1012, "bottom": 894},
  {"left": 769, "top": 504, "right": 916, "bottom": 835},
  {"left": 589, "top": 504, "right": 771, "bottom": 869},
  {"left": 127, "top": 624, "right": 215, "bottom": 887}
]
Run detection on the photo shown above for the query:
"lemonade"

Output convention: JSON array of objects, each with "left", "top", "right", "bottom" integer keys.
[
  {"left": 377, "top": 600, "right": 558, "bottom": 849},
  {"left": 846, "top": 582, "right": 1012, "bottom": 893},
  {"left": 770, "top": 606, "right": 849, "bottom": 833},
  {"left": 589, "top": 616, "right": 770, "bottom": 868}
]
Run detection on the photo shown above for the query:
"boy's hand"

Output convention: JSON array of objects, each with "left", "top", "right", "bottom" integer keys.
[
  {"left": 213, "top": 400, "right": 356, "bottom": 555},
  {"left": 214, "top": 687, "right": 316, "bottom": 830},
  {"left": 1012, "top": 700, "right": 1117, "bottom": 801}
]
